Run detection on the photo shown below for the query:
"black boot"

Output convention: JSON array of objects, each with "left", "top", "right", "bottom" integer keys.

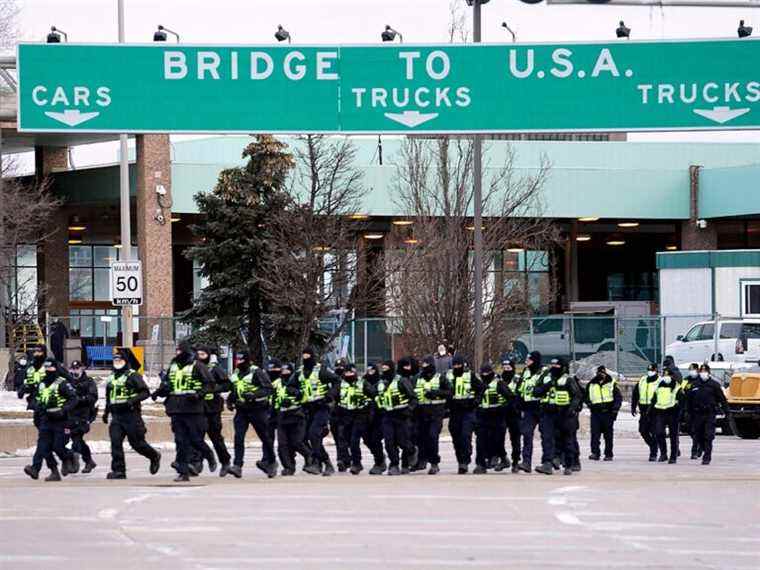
[
  {"left": 350, "top": 463, "right": 363, "bottom": 475},
  {"left": 150, "top": 451, "right": 161, "bottom": 475},
  {"left": 219, "top": 463, "right": 230, "bottom": 477},
  {"left": 267, "top": 461, "right": 278, "bottom": 479},
  {"left": 428, "top": 463, "right": 440, "bottom": 475},
  {"left": 304, "top": 461, "right": 322, "bottom": 475},
  {"left": 563, "top": 467, "right": 573, "bottom": 476},
  {"left": 517, "top": 461, "right": 531, "bottom": 473},
  {"left": 106, "top": 471, "right": 126, "bottom": 480},
  {"left": 658, "top": 454, "right": 668, "bottom": 463},
  {"left": 70, "top": 453, "right": 81, "bottom": 474},
  {"left": 322, "top": 460, "right": 336, "bottom": 477},
  {"left": 227, "top": 465, "right": 242, "bottom": 478},
  {"left": 457, "top": 463, "right": 469, "bottom": 475},
  {"left": 207, "top": 456, "right": 218, "bottom": 473},
  {"left": 24, "top": 465, "right": 40, "bottom": 480},
  {"left": 534, "top": 462, "right": 553, "bottom": 475},
  {"left": 701, "top": 457, "right": 711, "bottom": 465},
  {"left": 336, "top": 461, "right": 347, "bottom": 473},
  {"left": 173, "top": 473, "right": 190, "bottom": 482},
  {"left": 668, "top": 457, "right": 677, "bottom": 464},
  {"left": 387, "top": 465, "right": 401, "bottom": 476},
  {"left": 82, "top": 460, "right": 97, "bottom": 474},
  {"left": 369, "top": 461, "right": 386, "bottom": 475},
  {"left": 588, "top": 454, "right": 600, "bottom": 461},
  {"left": 473, "top": 465, "right": 487, "bottom": 474},
  {"left": 45, "top": 468, "right": 62, "bottom": 482}
]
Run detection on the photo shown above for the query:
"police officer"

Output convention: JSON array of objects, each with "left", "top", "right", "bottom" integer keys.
[
  {"left": 336, "top": 363, "right": 378, "bottom": 474},
  {"left": 193, "top": 345, "right": 232, "bottom": 477},
  {"left": 23, "top": 358, "right": 77, "bottom": 481},
  {"left": 515, "top": 351, "right": 547, "bottom": 473},
  {"left": 226, "top": 350, "right": 276, "bottom": 478},
  {"left": 586, "top": 365, "right": 622, "bottom": 461},
  {"left": 631, "top": 363, "right": 661, "bottom": 461},
  {"left": 412, "top": 355, "right": 451, "bottom": 475},
  {"left": 687, "top": 363, "right": 728, "bottom": 465},
  {"left": 650, "top": 367, "right": 683, "bottom": 463},
  {"left": 447, "top": 355, "right": 483, "bottom": 474},
  {"left": 682, "top": 363, "right": 701, "bottom": 458},
  {"left": 364, "top": 362, "right": 387, "bottom": 475},
  {"left": 474, "top": 363, "right": 512, "bottom": 474},
  {"left": 273, "top": 362, "right": 311, "bottom": 475},
  {"left": 299, "top": 346, "right": 340, "bottom": 476},
  {"left": 154, "top": 341, "right": 216, "bottom": 481},
  {"left": 533, "top": 358, "right": 583, "bottom": 476},
  {"left": 103, "top": 349, "right": 161, "bottom": 479},
  {"left": 500, "top": 357, "right": 522, "bottom": 473},
  {"left": 377, "top": 359, "right": 417, "bottom": 475},
  {"left": 11, "top": 352, "right": 29, "bottom": 392},
  {"left": 67, "top": 360, "right": 98, "bottom": 473},
  {"left": 331, "top": 358, "right": 351, "bottom": 472}
]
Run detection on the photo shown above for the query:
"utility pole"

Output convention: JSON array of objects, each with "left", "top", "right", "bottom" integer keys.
[
  {"left": 472, "top": 0, "right": 484, "bottom": 369},
  {"left": 118, "top": 0, "right": 133, "bottom": 348}
]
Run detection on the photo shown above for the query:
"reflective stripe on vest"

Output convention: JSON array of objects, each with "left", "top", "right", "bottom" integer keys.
[
  {"left": 204, "top": 362, "right": 217, "bottom": 401},
  {"left": 549, "top": 375, "right": 571, "bottom": 406},
  {"left": 231, "top": 367, "right": 267, "bottom": 402},
  {"left": 416, "top": 374, "right": 446, "bottom": 405},
  {"left": 448, "top": 371, "right": 473, "bottom": 400},
  {"left": 520, "top": 368, "right": 545, "bottom": 402},
  {"left": 480, "top": 379, "right": 507, "bottom": 409},
  {"left": 654, "top": 380, "right": 679, "bottom": 410},
  {"left": 107, "top": 371, "right": 136, "bottom": 405},
  {"left": 299, "top": 366, "right": 328, "bottom": 403},
  {"left": 25, "top": 366, "right": 45, "bottom": 387},
  {"left": 339, "top": 379, "right": 370, "bottom": 410},
  {"left": 38, "top": 378, "right": 65, "bottom": 412},
  {"left": 379, "top": 378, "right": 409, "bottom": 411},
  {"left": 169, "top": 363, "right": 201, "bottom": 395},
  {"left": 589, "top": 380, "right": 616, "bottom": 405},
  {"left": 273, "top": 378, "right": 301, "bottom": 412},
  {"left": 638, "top": 376, "right": 660, "bottom": 405}
]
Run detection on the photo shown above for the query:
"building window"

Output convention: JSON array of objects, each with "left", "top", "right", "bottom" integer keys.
[
  {"left": 501, "top": 249, "right": 551, "bottom": 312},
  {"left": 5, "top": 245, "right": 38, "bottom": 315},
  {"left": 69, "top": 245, "right": 122, "bottom": 302},
  {"left": 742, "top": 280, "right": 760, "bottom": 318}
]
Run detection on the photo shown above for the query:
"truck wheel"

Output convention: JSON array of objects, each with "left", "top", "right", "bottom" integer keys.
[
  {"left": 730, "top": 417, "right": 760, "bottom": 439},
  {"left": 513, "top": 342, "right": 528, "bottom": 363}
]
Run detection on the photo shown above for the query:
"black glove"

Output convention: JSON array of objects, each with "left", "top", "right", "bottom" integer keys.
[
  {"left": 226, "top": 399, "right": 236, "bottom": 411},
  {"left": 102, "top": 411, "right": 110, "bottom": 424},
  {"left": 631, "top": 408, "right": 637, "bottom": 417}
]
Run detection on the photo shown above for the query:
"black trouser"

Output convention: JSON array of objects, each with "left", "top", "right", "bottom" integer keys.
[
  {"left": 653, "top": 409, "right": 679, "bottom": 459},
  {"left": 475, "top": 408, "right": 507, "bottom": 467},
  {"left": 333, "top": 407, "right": 351, "bottom": 466},
  {"left": 338, "top": 408, "right": 373, "bottom": 467},
  {"left": 520, "top": 405, "right": 540, "bottom": 465},
  {"left": 68, "top": 420, "right": 93, "bottom": 464},
  {"left": 691, "top": 412, "right": 716, "bottom": 461},
  {"left": 233, "top": 406, "right": 276, "bottom": 468},
  {"left": 590, "top": 409, "right": 615, "bottom": 458},
  {"left": 382, "top": 410, "right": 414, "bottom": 467},
  {"left": 670, "top": 405, "right": 681, "bottom": 457},
  {"left": 109, "top": 412, "right": 159, "bottom": 474},
  {"left": 638, "top": 406, "right": 658, "bottom": 457},
  {"left": 416, "top": 405, "right": 445, "bottom": 466},
  {"left": 32, "top": 417, "right": 73, "bottom": 471},
  {"left": 449, "top": 407, "right": 476, "bottom": 465},
  {"left": 191, "top": 411, "right": 231, "bottom": 466},
  {"left": 538, "top": 407, "right": 557, "bottom": 465},
  {"left": 505, "top": 407, "right": 521, "bottom": 465},
  {"left": 32, "top": 410, "right": 60, "bottom": 470},
  {"left": 304, "top": 402, "right": 331, "bottom": 465},
  {"left": 171, "top": 414, "right": 214, "bottom": 475},
  {"left": 367, "top": 408, "right": 385, "bottom": 466},
  {"left": 561, "top": 409, "right": 580, "bottom": 467},
  {"left": 277, "top": 413, "right": 310, "bottom": 472}
]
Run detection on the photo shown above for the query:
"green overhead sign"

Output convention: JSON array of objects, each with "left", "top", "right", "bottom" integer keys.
[{"left": 17, "top": 39, "right": 760, "bottom": 134}]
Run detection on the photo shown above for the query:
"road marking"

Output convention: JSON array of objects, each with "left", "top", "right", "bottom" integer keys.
[
  {"left": 555, "top": 511, "right": 582, "bottom": 526},
  {"left": 123, "top": 526, "right": 222, "bottom": 533},
  {"left": 97, "top": 508, "right": 118, "bottom": 520},
  {"left": 551, "top": 485, "right": 587, "bottom": 494},
  {"left": 548, "top": 496, "right": 568, "bottom": 506},
  {"left": 124, "top": 493, "right": 153, "bottom": 504}
]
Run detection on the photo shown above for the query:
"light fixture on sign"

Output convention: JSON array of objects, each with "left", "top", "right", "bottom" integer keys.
[
  {"left": 381, "top": 25, "right": 403, "bottom": 43},
  {"left": 275, "top": 25, "right": 291, "bottom": 43},
  {"left": 738, "top": 20, "right": 753, "bottom": 39},
  {"left": 666, "top": 245, "right": 678, "bottom": 251},
  {"left": 153, "top": 25, "right": 180, "bottom": 42},
  {"left": 46, "top": 26, "right": 67, "bottom": 43},
  {"left": 616, "top": 21, "right": 631, "bottom": 40}
]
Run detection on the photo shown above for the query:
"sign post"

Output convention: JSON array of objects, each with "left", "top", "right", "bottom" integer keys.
[
  {"left": 16, "top": 39, "right": 760, "bottom": 134},
  {"left": 111, "top": 261, "right": 143, "bottom": 307}
]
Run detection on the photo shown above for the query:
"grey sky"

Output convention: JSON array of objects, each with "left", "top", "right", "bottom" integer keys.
[{"left": 11, "top": 0, "right": 760, "bottom": 168}]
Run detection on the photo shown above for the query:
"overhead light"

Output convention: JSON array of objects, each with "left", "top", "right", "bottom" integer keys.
[
  {"left": 348, "top": 213, "right": 369, "bottom": 221},
  {"left": 666, "top": 245, "right": 678, "bottom": 251},
  {"left": 738, "top": 20, "right": 753, "bottom": 38},
  {"left": 114, "top": 244, "right": 123, "bottom": 249},
  {"left": 275, "top": 25, "right": 291, "bottom": 43},
  {"left": 606, "top": 239, "right": 626, "bottom": 246},
  {"left": 466, "top": 225, "right": 485, "bottom": 231},
  {"left": 507, "top": 247, "right": 524, "bottom": 253},
  {"left": 313, "top": 245, "right": 330, "bottom": 252},
  {"left": 364, "top": 233, "right": 384, "bottom": 240},
  {"left": 403, "top": 239, "right": 419, "bottom": 245},
  {"left": 578, "top": 217, "right": 599, "bottom": 222},
  {"left": 153, "top": 25, "right": 180, "bottom": 42},
  {"left": 576, "top": 235, "right": 592, "bottom": 242},
  {"left": 392, "top": 219, "right": 414, "bottom": 226},
  {"left": 68, "top": 225, "right": 86, "bottom": 231},
  {"left": 616, "top": 21, "right": 630, "bottom": 40},
  {"left": 68, "top": 239, "right": 82, "bottom": 245},
  {"left": 381, "top": 25, "right": 402, "bottom": 43},
  {"left": 501, "top": 21, "right": 516, "bottom": 43},
  {"left": 170, "top": 216, "right": 181, "bottom": 223},
  {"left": 617, "top": 221, "right": 639, "bottom": 228},
  {"left": 46, "top": 26, "right": 67, "bottom": 43}
]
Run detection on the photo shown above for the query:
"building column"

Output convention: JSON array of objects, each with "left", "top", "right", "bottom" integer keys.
[
  {"left": 681, "top": 165, "right": 717, "bottom": 250},
  {"left": 135, "top": 135, "right": 174, "bottom": 339},
  {"left": 36, "top": 146, "right": 69, "bottom": 320}
]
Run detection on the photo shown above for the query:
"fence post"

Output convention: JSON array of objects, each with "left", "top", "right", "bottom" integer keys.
[
  {"left": 713, "top": 313, "right": 720, "bottom": 361},
  {"left": 528, "top": 318, "right": 534, "bottom": 352},
  {"left": 570, "top": 314, "right": 576, "bottom": 369},
  {"left": 363, "top": 320, "right": 368, "bottom": 370},
  {"left": 351, "top": 319, "right": 356, "bottom": 364},
  {"left": 614, "top": 315, "right": 621, "bottom": 377}
]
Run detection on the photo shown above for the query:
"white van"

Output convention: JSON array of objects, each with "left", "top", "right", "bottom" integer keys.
[{"left": 666, "top": 319, "right": 760, "bottom": 364}]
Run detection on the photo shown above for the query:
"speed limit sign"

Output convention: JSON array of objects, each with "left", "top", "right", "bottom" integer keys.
[{"left": 110, "top": 261, "right": 143, "bottom": 306}]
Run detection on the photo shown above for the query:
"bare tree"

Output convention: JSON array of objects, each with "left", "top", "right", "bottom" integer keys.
[
  {"left": 385, "top": 137, "right": 559, "bottom": 363},
  {"left": 258, "top": 135, "right": 371, "bottom": 357},
  {"left": 0, "top": 0, "right": 18, "bottom": 52}
]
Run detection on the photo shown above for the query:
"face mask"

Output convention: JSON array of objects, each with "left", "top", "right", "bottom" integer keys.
[
  {"left": 647, "top": 371, "right": 657, "bottom": 378},
  {"left": 689, "top": 370, "right": 698, "bottom": 378},
  {"left": 45, "top": 367, "right": 57, "bottom": 375},
  {"left": 70, "top": 370, "right": 83, "bottom": 379},
  {"left": 699, "top": 372, "right": 709, "bottom": 380},
  {"left": 438, "top": 349, "right": 446, "bottom": 356},
  {"left": 268, "top": 369, "right": 281, "bottom": 379},
  {"left": 344, "top": 374, "right": 356, "bottom": 381},
  {"left": 482, "top": 372, "right": 495, "bottom": 381},
  {"left": 402, "top": 366, "right": 412, "bottom": 374},
  {"left": 114, "top": 361, "right": 126, "bottom": 371},
  {"left": 19, "top": 359, "right": 27, "bottom": 367},
  {"left": 453, "top": 366, "right": 463, "bottom": 376},
  {"left": 550, "top": 367, "right": 562, "bottom": 378}
]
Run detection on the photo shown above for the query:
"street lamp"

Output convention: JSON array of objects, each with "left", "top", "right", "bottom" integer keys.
[
  {"left": 616, "top": 21, "right": 631, "bottom": 39},
  {"left": 501, "top": 21, "right": 516, "bottom": 43},
  {"left": 738, "top": 20, "right": 753, "bottom": 38},
  {"left": 153, "top": 25, "right": 180, "bottom": 42},
  {"left": 381, "top": 25, "right": 403, "bottom": 42},
  {"left": 46, "top": 26, "right": 67, "bottom": 43},
  {"left": 275, "top": 25, "right": 291, "bottom": 43}
]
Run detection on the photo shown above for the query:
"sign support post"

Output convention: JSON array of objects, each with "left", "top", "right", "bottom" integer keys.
[{"left": 472, "top": 0, "right": 484, "bottom": 370}]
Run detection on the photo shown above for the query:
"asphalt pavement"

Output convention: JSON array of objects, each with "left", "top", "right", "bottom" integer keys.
[{"left": 1, "top": 436, "right": 759, "bottom": 570}]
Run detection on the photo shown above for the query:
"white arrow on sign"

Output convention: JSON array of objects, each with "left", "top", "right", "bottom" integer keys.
[
  {"left": 44, "top": 109, "right": 100, "bottom": 127},
  {"left": 693, "top": 106, "right": 750, "bottom": 125},
  {"left": 384, "top": 110, "right": 439, "bottom": 128}
]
